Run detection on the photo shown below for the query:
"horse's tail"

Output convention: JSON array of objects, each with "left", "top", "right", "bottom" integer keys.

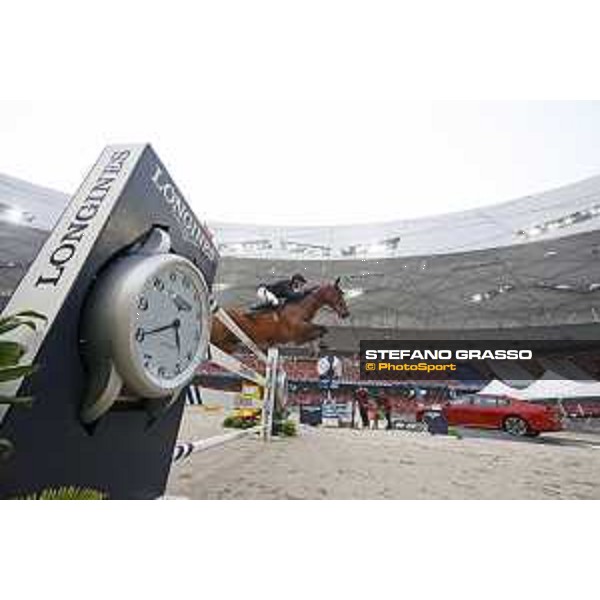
[{"left": 209, "top": 311, "right": 241, "bottom": 352}]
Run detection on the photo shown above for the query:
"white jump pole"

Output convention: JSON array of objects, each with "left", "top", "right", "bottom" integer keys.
[
  {"left": 212, "top": 305, "right": 268, "bottom": 363},
  {"left": 173, "top": 301, "right": 284, "bottom": 462},
  {"left": 208, "top": 343, "right": 267, "bottom": 387},
  {"left": 172, "top": 426, "right": 261, "bottom": 463},
  {"left": 262, "top": 347, "right": 279, "bottom": 442}
]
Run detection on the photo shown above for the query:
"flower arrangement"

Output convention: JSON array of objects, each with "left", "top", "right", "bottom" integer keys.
[{"left": 223, "top": 407, "right": 262, "bottom": 429}]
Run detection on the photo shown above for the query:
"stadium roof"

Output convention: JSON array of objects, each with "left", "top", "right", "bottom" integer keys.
[
  {"left": 3, "top": 171, "right": 600, "bottom": 351},
  {"left": 8, "top": 169, "right": 600, "bottom": 258}
]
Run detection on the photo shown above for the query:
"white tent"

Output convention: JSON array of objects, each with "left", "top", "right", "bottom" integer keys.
[
  {"left": 477, "top": 379, "right": 525, "bottom": 399},
  {"left": 484, "top": 360, "right": 535, "bottom": 389},
  {"left": 519, "top": 371, "right": 600, "bottom": 401}
]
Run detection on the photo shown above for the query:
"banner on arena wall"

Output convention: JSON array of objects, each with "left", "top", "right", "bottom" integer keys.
[
  {"left": 237, "top": 383, "right": 262, "bottom": 408},
  {"left": 319, "top": 401, "right": 353, "bottom": 424},
  {"left": 335, "top": 402, "right": 353, "bottom": 423},
  {"left": 322, "top": 397, "right": 339, "bottom": 426}
]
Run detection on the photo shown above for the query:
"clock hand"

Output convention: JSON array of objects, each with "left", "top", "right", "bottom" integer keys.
[
  {"left": 171, "top": 293, "right": 192, "bottom": 312},
  {"left": 143, "top": 320, "right": 179, "bottom": 336},
  {"left": 173, "top": 321, "right": 181, "bottom": 355}
]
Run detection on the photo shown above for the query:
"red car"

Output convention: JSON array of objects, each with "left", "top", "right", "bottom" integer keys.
[{"left": 416, "top": 394, "right": 562, "bottom": 437}]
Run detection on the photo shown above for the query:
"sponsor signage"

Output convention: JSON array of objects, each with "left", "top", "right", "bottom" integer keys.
[
  {"left": 0, "top": 144, "right": 218, "bottom": 499},
  {"left": 0, "top": 146, "right": 143, "bottom": 423}
]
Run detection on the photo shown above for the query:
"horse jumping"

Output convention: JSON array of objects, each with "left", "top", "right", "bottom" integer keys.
[{"left": 210, "top": 278, "right": 350, "bottom": 353}]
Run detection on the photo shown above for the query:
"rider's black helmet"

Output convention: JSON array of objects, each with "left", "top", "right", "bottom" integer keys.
[{"left": 291, "top": 273, "right": 307, "bottom": 284}]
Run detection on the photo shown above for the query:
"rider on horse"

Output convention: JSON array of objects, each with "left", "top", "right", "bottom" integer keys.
[
  {"left": 212, "top": 277, "right": 349, "bottom": 353},
  {"left": 255, "top": 273, "right": 310, "bottom": 309}
]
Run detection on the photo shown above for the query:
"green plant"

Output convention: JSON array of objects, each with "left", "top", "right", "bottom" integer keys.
[
  {"left": 447, "top": 427, "right": 463, "bottom": 439},
  {"left": 223, "top": 414, "right": 260, "bottom": 429},
  {"left": 0, "top": 311, "right": 46, "bottom": 459},
  {"left": 280, "top": 419, "right": 297, "bottom": 437},
  {"left": 271, "top": 418, "right": 297, "bottom": 437},
  {"left": 223, "top": 415, "right": 236, "bottom": 428},
  {"left": 18, "top": 486, "right": 107, "bottom": 500},
  {"left": 0, "top": 311, "right": 46, "bottom": 406}
]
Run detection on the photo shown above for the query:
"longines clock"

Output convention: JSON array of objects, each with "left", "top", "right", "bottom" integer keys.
[
  {"left": 0, "top": 144, "right": 220, "bottom": 499},
  {"left": 80, "top": 229, "right": 211, "bottom": 423}
]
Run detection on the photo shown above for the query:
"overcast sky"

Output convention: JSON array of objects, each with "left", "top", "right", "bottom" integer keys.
[{"left": 2, "top": 3, "right": 600, "bottom": 226}]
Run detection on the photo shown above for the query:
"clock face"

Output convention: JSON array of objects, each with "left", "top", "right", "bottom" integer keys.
[{"left": 132, "top": 262, "right": 205, "bottom": 384}]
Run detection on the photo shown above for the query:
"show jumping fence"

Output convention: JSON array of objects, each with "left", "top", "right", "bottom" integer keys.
[{"left": 172, "top": 299, "right": 283, "bottom": 463}]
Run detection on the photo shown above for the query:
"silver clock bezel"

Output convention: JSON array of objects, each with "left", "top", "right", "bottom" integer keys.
[{"left": 83, "top": 252, "right": 211, "bottom": 399}]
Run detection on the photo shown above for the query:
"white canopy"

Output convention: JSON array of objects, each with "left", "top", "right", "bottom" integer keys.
[
  {"left": 478, "top": 373, "right": 600, "bottom": 401},
  {"left": 477, "top": 379, "right": 525, "bottom": 399},
  {"left": 519, "top": 371, "right": 600, "bottom": 401}
]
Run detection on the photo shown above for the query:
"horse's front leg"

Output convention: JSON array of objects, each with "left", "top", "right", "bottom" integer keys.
[
  {"left": 297, "top": 323, "right": 327, "bottom": 344},
  {"left": 316, "top": 325, "right": 328, "bottom": 338}
]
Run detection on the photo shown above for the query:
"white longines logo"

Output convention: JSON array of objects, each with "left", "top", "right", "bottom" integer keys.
[
  {"left": 35, "top": 150, "right": 131, "bottom": 288},
  {"left": 151, "top": 164, "right": 218, "bottom": 262}
]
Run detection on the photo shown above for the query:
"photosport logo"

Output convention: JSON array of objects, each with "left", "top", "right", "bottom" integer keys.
[{"left": 359, "top": 339, "right": 598, "bottom": 381}]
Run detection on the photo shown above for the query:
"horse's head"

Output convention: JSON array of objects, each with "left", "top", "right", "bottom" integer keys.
[{"left": 321, "top": 277, "right": 350, "bottom": 319}]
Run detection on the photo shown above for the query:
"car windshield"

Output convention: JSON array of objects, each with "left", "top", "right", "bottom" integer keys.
[
  {"left": 473, "top": 396, "right": 498, "bottom": 406},
  {"left": 450, "top": 394, "right": 510, "bottom": 407},
  {"left": 449, "top": 396, "right": 474, "bottom": 405}
]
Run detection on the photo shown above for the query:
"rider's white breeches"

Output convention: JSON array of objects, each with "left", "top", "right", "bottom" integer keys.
[{"left": 257, "top": 286, "right": 279, "bottom": 306}]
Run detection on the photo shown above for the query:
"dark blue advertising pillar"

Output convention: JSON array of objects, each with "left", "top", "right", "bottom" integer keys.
[{"left": 0, "top": 144, "right": 219, "bottom": 499}]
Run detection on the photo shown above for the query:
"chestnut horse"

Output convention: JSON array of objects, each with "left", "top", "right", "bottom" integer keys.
[{"left": 210, "top": 278, "right": 350, "bottom": 353}]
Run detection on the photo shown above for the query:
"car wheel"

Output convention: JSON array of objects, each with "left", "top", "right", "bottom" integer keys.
[{"left": 503, "top": 416, "right": 529, "bottom": 437}]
